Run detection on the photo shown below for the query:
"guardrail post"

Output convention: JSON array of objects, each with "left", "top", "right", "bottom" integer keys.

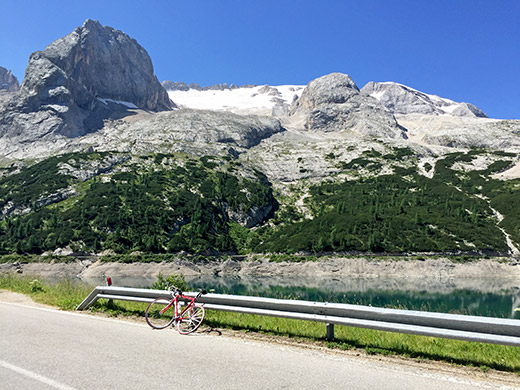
[
  {"left": 106, "top": 277, "right": 114, "bottom": 309},
  {"left": 326, "top": 323, "right": 334, "bottom": 341}
]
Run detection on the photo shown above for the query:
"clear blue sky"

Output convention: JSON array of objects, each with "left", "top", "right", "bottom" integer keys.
[{"left": 1, "top": 0, "right": 519, "bottom": 119}]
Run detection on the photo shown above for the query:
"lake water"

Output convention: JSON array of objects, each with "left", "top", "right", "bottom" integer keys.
[{"left": 84, "top": 274, "right": 520, "bottom": 319}]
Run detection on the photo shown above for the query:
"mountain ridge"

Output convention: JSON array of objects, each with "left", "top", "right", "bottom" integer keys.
[
  {"left": 162, "top": 79, "right": 489, "bottom": 120},
  {"left": 0, "top": 20, "right": 519, "bottom": 258},
  {"left": 361, "top": 81, "right": 487, "bottom": 118}
]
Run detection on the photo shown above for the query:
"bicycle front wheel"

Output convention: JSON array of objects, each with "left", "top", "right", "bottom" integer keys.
[
  {"left": 176, "top": 304, "right": 205, "bottom": 335},
  {"left": 145, "top": 298, "right": 176, "bottom": 329}
]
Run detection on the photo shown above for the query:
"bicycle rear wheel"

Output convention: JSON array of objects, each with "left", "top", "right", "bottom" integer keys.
[
  {"left": 176, "top": 304, "right": 205, "bottom": 335},
  {"left": 145, "top": 298, "right": 176, "bottom": 329}
]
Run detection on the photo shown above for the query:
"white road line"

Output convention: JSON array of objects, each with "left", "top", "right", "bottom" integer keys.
[{"left": 0, "top": 360, "right": 79, "bottom": 390}]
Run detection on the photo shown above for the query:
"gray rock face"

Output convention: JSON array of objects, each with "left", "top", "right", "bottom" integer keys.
[
  {"left": 23, "top": 19, "right": 173, "bottom": 111},
  {"left": 399, "top": 114, "right": 520, "bottom": 149},
  {"left": 290, "top": 73, "right": 404, "bottom": 139},
  {"left": 0, "top": 67, "right": 19, "bottom": 92},
  {"left": 0, "top": 19, "right": 173, "bottom": 142},
  {"left": 162, "top": 81, "right": 190, "bottom": 91},
  {"left": 205, "top": 83, "right": 239, "bottom": 91},
  {"left": 450, "top": 103, "right": 488, "bottom": 118},
  {"left": 225, "top": 203, "right": 274, "bottom": 228},
  {"left": 361, "top": 82, "right": 487, "bottom": 118},
  {"left": 150, "top": 109, "right": 283, "bottom": 149},
  {"left": 272, "top": 101, "right": 291, "bottom": 117},
  {"left": 258, "top": 85, "right": 281, "bottom": 96},
  {"left": 56, "top": 109, "right": 287, "bottom": 160}
]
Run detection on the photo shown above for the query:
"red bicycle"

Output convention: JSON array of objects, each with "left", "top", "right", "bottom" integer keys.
[{"left": 145, "top": 285, "right": 207, "bottom": 334}]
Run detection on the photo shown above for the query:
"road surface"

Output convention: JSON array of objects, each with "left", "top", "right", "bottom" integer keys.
[{"left": 0, "top": 300, "right": 518, "bottom": 389}]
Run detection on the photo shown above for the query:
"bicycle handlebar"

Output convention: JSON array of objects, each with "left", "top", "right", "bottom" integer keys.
[
  {"left": 165, "top": 283, "right": 207, "bottom": 299},
  {"left": 165, "top": 283, "right": 182, "bottom": 296}
]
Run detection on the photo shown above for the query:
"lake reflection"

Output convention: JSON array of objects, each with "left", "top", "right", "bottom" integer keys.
[{"left": 83, "top": 273, "right": 520, "bottom": 319}]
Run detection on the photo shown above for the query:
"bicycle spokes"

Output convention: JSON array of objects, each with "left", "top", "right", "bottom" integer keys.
[
  {"left": 145, "top": 298, "right": 176, "bottom": 329},
  {"left": 176, "top": 305, "right": 205, "bottom": 335},
  {"left": 145, "top": 289, "right": 207, "bottom": 333}
]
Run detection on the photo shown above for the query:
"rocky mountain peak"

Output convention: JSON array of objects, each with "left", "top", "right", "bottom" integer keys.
[
  {"left": 290, "top": 73, "right": 404, "bottom": 139},
  {"left": 0, "top": 67, "right": 19, "bottom": 92},
  {"left": 0, "top": 19, "right": 174, "bottom": 142},
  {"left": 22, "top": 19, "right": 173, "bottom": 112},
  {"left": 295, "top": 73, "right": 359, "bottom": 107},
  {"left": 361, "top": 81, "right": 487, "bottom": 118}
]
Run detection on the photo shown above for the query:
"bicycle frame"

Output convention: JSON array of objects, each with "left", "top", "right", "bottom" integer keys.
[
  {"left": 160, "top": 292, "right": 198, "bottom": 322},
  {"left": 146, "top": 287, "right": 207, "bottom": 332}
]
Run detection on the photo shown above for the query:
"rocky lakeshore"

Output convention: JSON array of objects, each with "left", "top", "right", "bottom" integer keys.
[{"left": 2, "top": 256, "right": 520, "bottom": 293}]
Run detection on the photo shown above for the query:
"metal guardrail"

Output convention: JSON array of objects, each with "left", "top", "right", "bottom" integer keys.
[{"left": 77, "top": 286, "right": 520, "bottom": 346}]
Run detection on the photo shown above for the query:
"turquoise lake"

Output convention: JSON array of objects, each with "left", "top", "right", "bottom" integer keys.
[{"left": 88, "top": 274, "right": 520, "bottom": 319}]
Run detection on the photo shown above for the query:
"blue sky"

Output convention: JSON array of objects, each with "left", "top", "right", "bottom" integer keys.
[{"left": 1, "top": 0, "right": 519, "bottom": 119}]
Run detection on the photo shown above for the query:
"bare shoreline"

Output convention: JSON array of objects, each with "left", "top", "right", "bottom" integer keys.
[{"left": 2, "top": 256, "right": 520, "bottom": 293}]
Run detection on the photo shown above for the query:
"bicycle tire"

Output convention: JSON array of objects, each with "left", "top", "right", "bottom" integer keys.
[
  {"left": 176, "top": 304, "right": 205, "bottom": 335},
  {"left": 145, "top": 298, "right": 176, "bottom": 329}
]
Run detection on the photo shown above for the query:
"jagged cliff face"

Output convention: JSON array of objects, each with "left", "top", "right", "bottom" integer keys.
[
  {"left": 0, "top": 19, "right": 173, "bottom": 142},
  {"left": 361, "top": 81, "right": 487, "bottom": 118},
  {"left": 0, "top": 67, "right": 19, "bottom": 92},
  {"left": 290, "top": 73, "right": 404, "bottom": 139},
  {"left": 23, "top": 19, "right": 172, "bottom": 112}
]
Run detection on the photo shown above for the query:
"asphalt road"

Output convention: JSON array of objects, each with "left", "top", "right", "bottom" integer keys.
[{"left": 1, "top": 301, "right": 517, "bottom": 390}]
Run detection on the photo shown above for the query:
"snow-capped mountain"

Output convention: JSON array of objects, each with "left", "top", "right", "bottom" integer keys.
[
  {"left": 165, "top": 79, "right": 489, "bottom": 120},
  {"left": 1, "top": 18, "right": 519, "bottom": 173},
  {"left": 165, "top": 84, "right": 305, "bottom": 116},
  {"left": 361, "top": 81, "right": 487, "bottom": 118}
]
